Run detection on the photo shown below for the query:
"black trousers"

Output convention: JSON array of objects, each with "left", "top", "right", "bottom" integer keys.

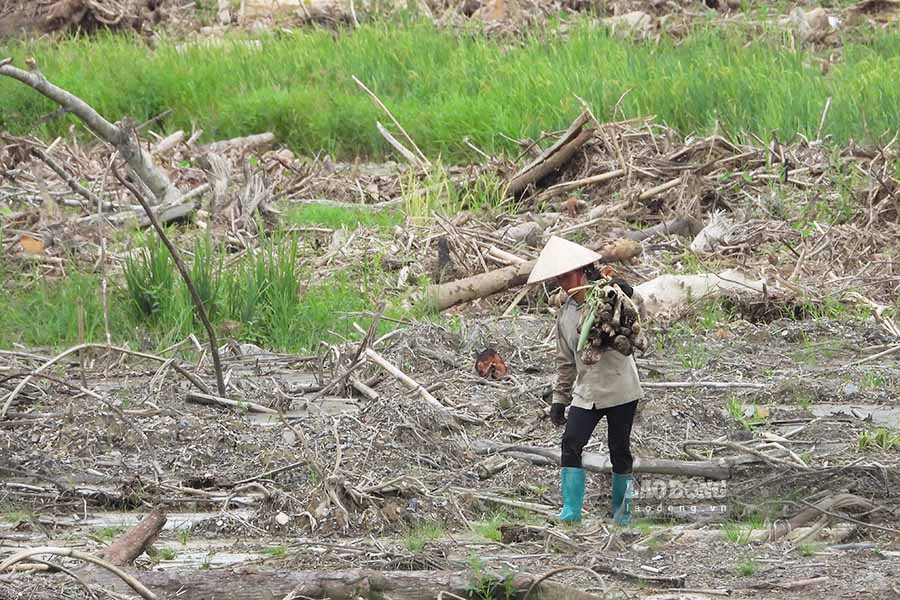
[{"left": 561, "top": 400, "right": 638, "bottom": 474}]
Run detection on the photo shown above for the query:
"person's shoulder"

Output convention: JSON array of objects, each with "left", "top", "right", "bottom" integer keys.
[{"left": 560, "top": 297, "right": 578, "bottom": 316}]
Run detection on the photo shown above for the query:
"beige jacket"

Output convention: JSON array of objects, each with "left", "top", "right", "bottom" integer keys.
[{"left": 553, "top": 296, "right": 644, "bottom": 410}]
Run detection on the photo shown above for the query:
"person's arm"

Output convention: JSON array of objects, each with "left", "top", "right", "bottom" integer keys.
[{"left": 553, "top": 315, "right": 576, "bottom": 407}]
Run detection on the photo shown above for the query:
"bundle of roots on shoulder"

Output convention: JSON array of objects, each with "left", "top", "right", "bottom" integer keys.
[{"left": 577, "top": 281, "right": 647, "bottom": 363}]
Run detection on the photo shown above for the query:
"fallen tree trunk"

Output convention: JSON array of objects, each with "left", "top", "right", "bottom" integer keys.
[
  {"left": 425, "top": 238, "right": 641, "bottom": 311},
  {"left": 84, "top": 568, "right": 607, "bottom": 600},
  {"left": 675, "top": 524, "right": 855, "bottom": 546},
  {"left": 427, "top": 259, "right": 533, "bottom": 312},
  {"left": 507, "top": 130, "right": 593, "bottom": 198},
  {"left": 101, "top": 507, "right": 166, "bottom": 567},
  {"left": 476, "top": 442, "right": 733, "bottom": 480}
]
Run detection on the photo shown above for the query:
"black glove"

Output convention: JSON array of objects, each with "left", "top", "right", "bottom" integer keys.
[
  {"left": 549, "top": 403, "right": 567, "bottom": 427},
  {"left": 610, "top": 276, "right": 633, "bottom": 298}
]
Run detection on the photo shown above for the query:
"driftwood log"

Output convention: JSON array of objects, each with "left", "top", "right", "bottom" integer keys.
[
  {"left": 0, "top": 508, "right": 169, "bottom": 600},
  {"left": 426, "top": 238, "right": 641, "bottom": 311},
  {"left": 185, "top": 392, "right": 278, "bottom": 415},
  {"left": 624, "top": 215, "right": 703, "bottom": 243},
  {"left": 477, "top": 442, "right": 734, "bottom": 480},
  {"left": 83, "top": 568, "right": 606, "bottom": 600}
]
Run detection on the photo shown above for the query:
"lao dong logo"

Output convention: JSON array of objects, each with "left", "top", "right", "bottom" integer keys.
[{"left": 633, "top": 478, "right": 728, "bottom": 501}]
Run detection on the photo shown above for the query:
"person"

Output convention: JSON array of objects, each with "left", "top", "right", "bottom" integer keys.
[{"left": 527, "top": 236, "right": 644, "bottom": 525}]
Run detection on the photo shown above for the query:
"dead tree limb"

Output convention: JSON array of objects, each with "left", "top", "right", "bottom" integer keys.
[
  {"left": 185, "top": 392, "right": 277, "bottom": 415},
  {"left": 477, "top": 442, "right": 733, "bottom": 480},
  {"left": 113, "top": 164, "right": 226, "bottom": 396},
  {"left": 0, "top": 547, "right": 158, "bottom": 600},
  {"left": 591, "top": 560, "right": 686, "bottom": 588},
  {"left": 0, "top": 57, "right": 225, "bottom": 397},
  {"left": 510, "top": 111, "right": 591, "bottom": 182},
  {"left": 352, "top": 75, "right": 429, "bottom": 168},
  {"left": 198, "top": 132, "right": 275, "bottom": 155},
  {"left": 30, "top": 147, "right": 103, "bottom": 208},
  {"left": 364, "top": 348, "right": 481, "bottom": 426},
  {"left": 0, "top": 60, "right": 180, "bottom": 204},
  {"left": 624, "top": 215, "right": 703, "bottom": 242},
  {"left": 535, "top": 168, "right": 626, "bottom": 203},
  {"left": 377, "top": 121, "right": 426, "bottom": 169},
  {"left": 507, "top": 114, "right": 594, "bottom": 198}
]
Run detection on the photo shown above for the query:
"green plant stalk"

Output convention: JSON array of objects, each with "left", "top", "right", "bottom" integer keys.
[{"left": 576, "top": 307, "right": 596, "bottom": 352}]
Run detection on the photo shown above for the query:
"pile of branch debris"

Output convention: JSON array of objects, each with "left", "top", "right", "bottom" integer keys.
[{"left": 0, "top": 0, "right": 187, "bottom": 38}]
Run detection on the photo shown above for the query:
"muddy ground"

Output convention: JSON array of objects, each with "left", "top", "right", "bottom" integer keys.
[{"left": 2, "top": 304, "right": 899, "bottom": 599}]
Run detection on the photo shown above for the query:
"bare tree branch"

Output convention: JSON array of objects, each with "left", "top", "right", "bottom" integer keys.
[
  {"left": 0, "top": 60, "right": 180, "bottom": 204},
  {"left": 113, "top": 163, "right": 227, "bottom": 397}
]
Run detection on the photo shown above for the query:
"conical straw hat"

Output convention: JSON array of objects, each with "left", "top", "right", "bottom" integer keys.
[{"left": 527, "top": 236, "right": 603, "bottom": 285}]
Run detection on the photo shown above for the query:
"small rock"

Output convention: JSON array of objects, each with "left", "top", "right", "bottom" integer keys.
[
  {"left": 843, "top": 383, "right": 860, "bottom": 399},
  {"left": 603, "top": 11, "right": 654, "bottom": 38},
  {"left": 275, "top": 512, "right": 291, "bottom": 526},
  {"left": 502, "top": 221, "right": 543, "bottom": 245}
]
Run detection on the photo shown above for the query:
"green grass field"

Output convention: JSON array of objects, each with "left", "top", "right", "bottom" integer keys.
[{"left": 2, "top": 21, "right": 899, "bottom": 161}]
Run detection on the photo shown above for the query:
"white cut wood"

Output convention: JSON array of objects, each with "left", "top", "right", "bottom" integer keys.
[
  {"left": 537, "top": 168, "right": 626, "bottom": 201},
  {"left": 639, "top": 177, "right": 683, "bottom": 201},
  {"left": 486, "top": 245, "right": 527, "bottom": 265},
  {"left": 151, "top": 130, "right": 185, "bottom": 155},
  {"left": 199, "top": 132, "right": 275, "bottom": 154}
]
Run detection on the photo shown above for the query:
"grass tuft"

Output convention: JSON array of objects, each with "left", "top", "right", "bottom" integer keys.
[
  {"left": 736, "top": 558, "right": 757, "bottom": 576},
  {"left": 262, "top": 545, "right": 287, "bottom": 558},
  {"left": 471, "top": 512, "right": 507, "bottom": 542},
  {"left": 287, "top": 204, "right": 403, "bottom": 230},
  {"left": 404, "top": 520, "right": 444, "bottom": 552},
  {"left": 0, "top": 233, "right": 420, "bottom": 353},
  {"left": 858, "top": 427, "right": 900, "bottom": 452}
]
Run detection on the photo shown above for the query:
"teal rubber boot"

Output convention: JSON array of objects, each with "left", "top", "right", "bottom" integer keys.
[
  {"left": 611, "top": 473, "right": 633, "bottom": 526},
  {"left": 557, "top": 467, "right": 585, "bottom": 523}
]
